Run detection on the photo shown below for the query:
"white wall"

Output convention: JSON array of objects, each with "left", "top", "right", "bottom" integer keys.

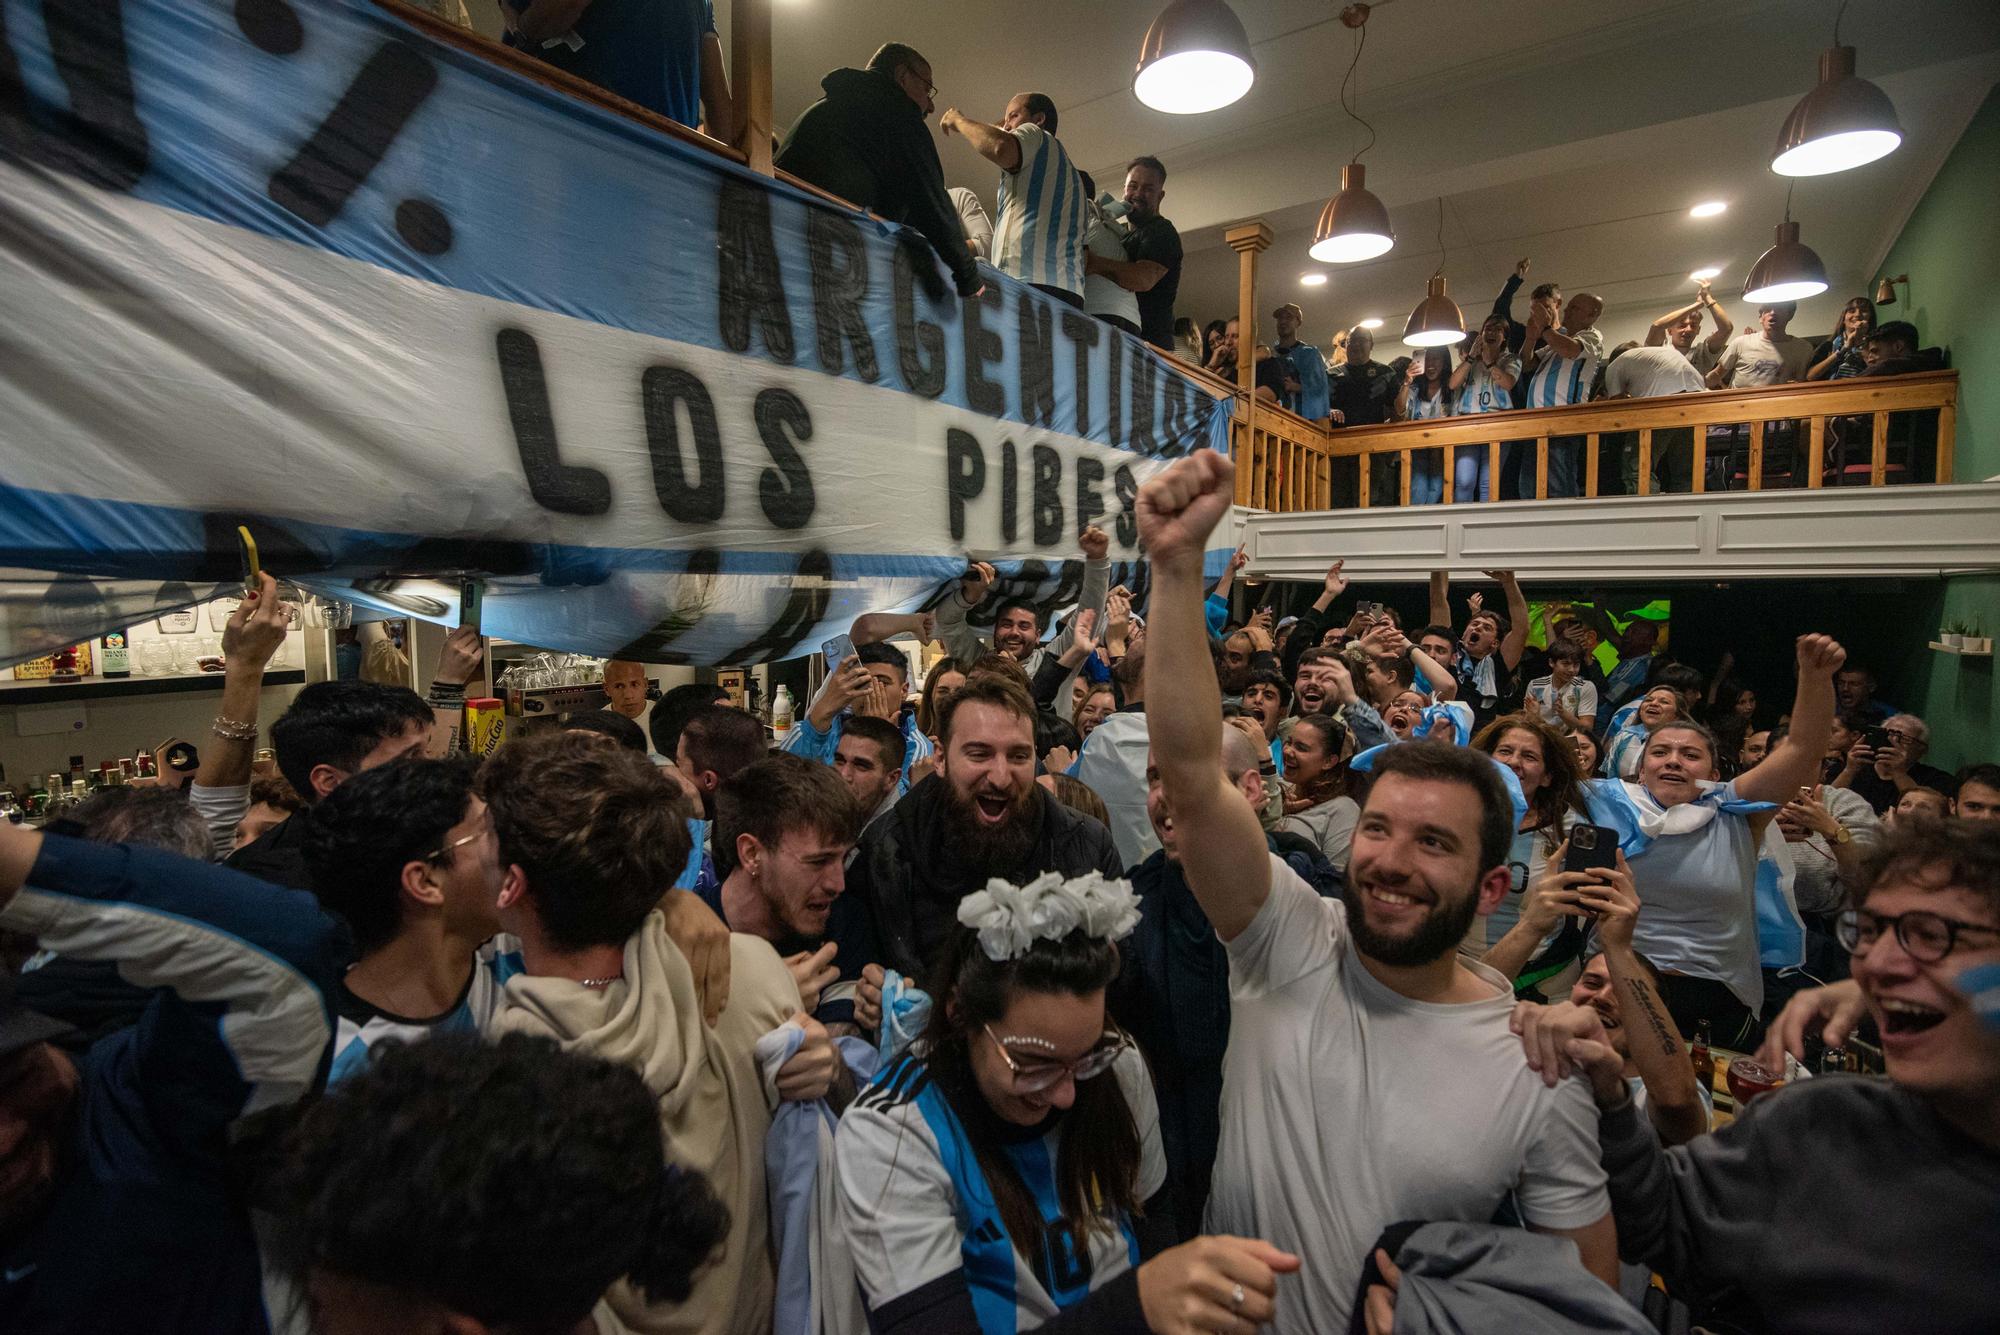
[{"left": 0, "top": 680, "right": 304, "bottom": 784}]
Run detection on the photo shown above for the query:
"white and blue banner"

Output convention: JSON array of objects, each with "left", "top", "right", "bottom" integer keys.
[{"left": 0, "top": 0, "right": 1230, "bottom": 666}]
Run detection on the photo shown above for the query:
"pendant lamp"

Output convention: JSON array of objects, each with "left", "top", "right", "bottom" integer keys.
[
  {"left": 1310, "top": 5, "right": 1393, "bottom": 263},
  {"left": 1134, "top": 0, "right": 1256, "bottom": 115},
  {"left": 1873, "top": 273, "right": 1907, "bottom": 306},
  {"left": 1742, "top": 219, "right": 1829, "bottom": 304},
  {"left": 1311, "top": 164, "right": 1393, "bottom": 262},
  {"left": 1403, "top": 198, "right": 1465, "bottom": 347},
  {"left": 1403, "top": 276, "right": 1465, "bottom": 348},
  {"left": 1772, "top": 44, "right": 1902, "bottom": 176}
]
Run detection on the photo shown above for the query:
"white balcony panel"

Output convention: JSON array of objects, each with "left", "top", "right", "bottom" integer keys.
[{"left": 1241, "top": 484, "right": 2000, "bottom": 583}]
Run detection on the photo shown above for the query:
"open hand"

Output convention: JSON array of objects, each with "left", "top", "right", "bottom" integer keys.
[
  {"left": 1324, "top": 558, "right": 1350, "bottom": 599},
  {"left": 1757, "top": 978, "right": 1865, "bottom": 1070}
]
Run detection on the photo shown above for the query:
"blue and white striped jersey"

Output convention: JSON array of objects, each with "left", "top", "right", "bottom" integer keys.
[
  {"left": 836, "top": 1045, "right": 1164, "bottom": 1333},
  {"left": 992, "top": 123, "right": 1089, "bottom": 297},
  {"left": 1406, "top": 381, "right": 1453, "bottom": 421},
  {"left": 1455, "top": 353, "right": 1521, "bottom": 415},
  {"left": 328, "top": 935, "right": 523, "bottom": 1084},
  {"left": 1521, "top": 326, "right": 1605, "bottom": 408}
]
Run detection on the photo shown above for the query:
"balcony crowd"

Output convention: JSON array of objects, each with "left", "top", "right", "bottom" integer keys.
[{"left": 1, "top": 7, "right": 1992, "bottom": 1335}]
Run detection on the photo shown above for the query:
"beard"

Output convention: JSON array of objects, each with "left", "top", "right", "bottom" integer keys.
[
  {"left": 942, "top": 779, "right": 1039, "bottom": 877},
  {"left": 1346, "top": 883, "right": 1482, "bottom": 967}
]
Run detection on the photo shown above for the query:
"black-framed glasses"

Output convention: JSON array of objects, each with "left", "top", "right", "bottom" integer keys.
[
  {"left": 982, "top": 1025, "right": 1127, "bottom": 1093},
  {"left": 1837, "top": 908, "right": 2000, "bottom": 964},
  {"left": 900, "top": 65, "right": 936, "bottom": 98}
]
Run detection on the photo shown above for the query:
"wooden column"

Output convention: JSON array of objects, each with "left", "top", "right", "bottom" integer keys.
[
  {"left": 731, "top": 0, "right": 774, "bottom": 174},
  {"left": 1226, "top": 221, "right": 1273, "bottom": 506}
]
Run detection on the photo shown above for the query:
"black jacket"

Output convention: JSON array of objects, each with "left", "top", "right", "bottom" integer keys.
[
  {"left": 775, "top": 68, "right": 981, "bottom": 296},
  {"left": 832, "top": 774, "right": 1123, "bottom": 981},
  {"left": 223, "top": 810, "right": 311, "bottom": 891}
]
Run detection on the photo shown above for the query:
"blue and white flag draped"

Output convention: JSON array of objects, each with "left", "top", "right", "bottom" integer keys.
[{"left": 0, "top": 0, "right": 1231, "bottom": 666}]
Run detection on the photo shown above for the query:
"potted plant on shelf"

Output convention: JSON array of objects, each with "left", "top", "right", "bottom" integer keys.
[
  {"left": 1940, "top": 622, "right": 1964, "bottom": 650},
  {"left": 1966, "top": 620, "right": 1992, "bottom": 655}
]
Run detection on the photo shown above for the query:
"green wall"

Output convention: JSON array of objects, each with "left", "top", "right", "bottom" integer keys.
[{"left": 1872, "top": 80, "right": 2000, "bottom": 769}]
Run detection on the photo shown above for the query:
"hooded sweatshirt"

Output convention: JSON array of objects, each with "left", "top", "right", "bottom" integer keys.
[
  {"left": 776, "top": 67, "right": 981, "bottom": 296},
  {"left": 490, "top": 913, "right": 802, "bottom": 1335}
]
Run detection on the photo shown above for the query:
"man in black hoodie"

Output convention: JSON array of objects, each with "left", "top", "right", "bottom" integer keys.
[
  {"left": 828, "top": 673, "right": 1120, "bottom": 985},
  {"left": 776, "top": 43, "right": 982, "bottom": 297}
]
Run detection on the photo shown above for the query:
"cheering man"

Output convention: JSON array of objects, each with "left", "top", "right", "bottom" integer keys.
[{"left": 1140, "top": 450, "right": 1615, "bottom": 1332}]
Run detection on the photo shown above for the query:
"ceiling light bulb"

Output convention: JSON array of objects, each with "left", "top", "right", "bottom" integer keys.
[
  {"left": 1742, "top": 219, "right": 1830, "bottom": 303},
  {"left": 1299, "top": 273, "right": 1328, "bottom": 286},
  {"left": 1689, "top": 201, "right": 1728, "bottom": 219},
  {"left": 1134, "top": 0, "right": 1257, "bottom": 114},
  {"left": 1310, "top": 163, "right": 1394, "bottom": 263},
  {"left": 1358, "top": 317, "right": 1383, "bottom": 329},
  {"left": 1402, "top": 275, "right": 1466, "bottom": 348},
  {"left": 1690, "top": 267, "right": 1723, "bottom": 281},
  {"left": 1772, "top": 45, "right": 1903, "bottom": 176}
]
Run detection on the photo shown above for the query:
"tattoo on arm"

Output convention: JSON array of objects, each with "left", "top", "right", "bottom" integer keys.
[{"left": 1624, "top": 975, "right": 1681, "bottom": 1058}]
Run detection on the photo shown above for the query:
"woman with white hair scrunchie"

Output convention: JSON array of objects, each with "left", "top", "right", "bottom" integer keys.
[{"left": 833, "top": 870, "right": 1300, "bottom": 1334}]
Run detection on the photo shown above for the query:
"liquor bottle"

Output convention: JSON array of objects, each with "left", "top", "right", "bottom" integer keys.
[
  {"left": 69, "top": 755, "right": 87, "bottom": 788},
  {"left": 1689, "top": 1019, "right": 1715, "bottom": 1092},
  {"left": 100, "top": 630, "right": 131, "bottom": 677}
]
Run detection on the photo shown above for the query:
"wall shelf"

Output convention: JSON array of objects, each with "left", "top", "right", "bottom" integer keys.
[
  {"left": 0, "top": 670, "right": 305, "bottom": 705},
  {"left": 1928, "top": 642, "right": 1992, "bottom": 658}
]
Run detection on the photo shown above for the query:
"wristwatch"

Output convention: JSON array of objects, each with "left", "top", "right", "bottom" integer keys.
[{"left": 1831, "top": 826, "right": 1853, "bottom": 846}]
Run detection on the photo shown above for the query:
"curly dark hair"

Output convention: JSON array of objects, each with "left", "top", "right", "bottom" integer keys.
[
  {"left": 562, "top": 709, "right": 649, "bottom": 752},
  {"left": 261, "top": 1032, "right": 728, "bottom": 1329},
  {"left": 480, "top": 731, "right": 693, "bottom": 951},
  {"left": 1854, "top": 817, "right": 2000, "bottom": 920},
  {"left": 269, "top": 680, "right": 432, "bottom": 802},
  {"left": 303, "top": 756, "right": 478, "bottom": 954}
]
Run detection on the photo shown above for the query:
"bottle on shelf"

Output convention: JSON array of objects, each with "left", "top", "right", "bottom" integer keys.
[
  {"left": 770, "top": 684, "right": 795, "bottom": 738},
  {"left": 68, "top": 755, "right": 87, "bottom": 788},
  {"left": 100, "top": 629, "right": 131, "bottom": 677},
  {"left": 1689, "top": 1019, "right": 1715, "bottom": 1092}
]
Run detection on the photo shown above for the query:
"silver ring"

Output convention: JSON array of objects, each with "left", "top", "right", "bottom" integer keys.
[{"left": 1231, "top": 1282, "right": 1245, "bottom": 1311}]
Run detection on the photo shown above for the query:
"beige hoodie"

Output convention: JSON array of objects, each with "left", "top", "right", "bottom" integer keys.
[{"left": 491, "top": 912, "right": 801, "bottom": 1335}]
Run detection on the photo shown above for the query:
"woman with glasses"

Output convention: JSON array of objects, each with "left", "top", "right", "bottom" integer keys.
[
  {"left": 1276, "top": 714, "right": 1361, "bottom": 872},
  {"left": 1583, "top": 635, "right": 1849, "bottom": 1047},
  {"left": 834, "top": 871, "right": 1297, "bottom": 1334}
]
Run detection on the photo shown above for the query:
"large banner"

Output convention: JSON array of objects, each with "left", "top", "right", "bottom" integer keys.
[{"left": 0, "top": 0, "right": 1229, "bottom": 666}]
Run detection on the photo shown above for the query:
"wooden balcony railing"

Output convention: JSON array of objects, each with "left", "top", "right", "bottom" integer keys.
[{"left": 1231, "top": 370, "right": 1958, "bottom": 511}]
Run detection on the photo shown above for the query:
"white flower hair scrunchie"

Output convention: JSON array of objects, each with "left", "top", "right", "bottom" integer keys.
[{"left": 956, "top": 870, "right": 1143, "bottom": 962}]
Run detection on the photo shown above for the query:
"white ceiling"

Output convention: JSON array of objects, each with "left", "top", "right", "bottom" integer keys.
[{"left": 472, "top": 0, "right": 2000, "bottom": 347}]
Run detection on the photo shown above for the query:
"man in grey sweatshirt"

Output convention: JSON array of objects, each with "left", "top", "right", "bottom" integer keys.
[{"left": 1552, "top": 820, "right": 2000, "bottom": 1333}]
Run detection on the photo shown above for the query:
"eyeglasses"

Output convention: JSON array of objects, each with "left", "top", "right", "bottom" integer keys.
[
  {"left": 901, "top": 66, "right": 937, "bottom": 98},
  {"left": 425, "top": 825, "right": 487, "bottom": 864},
  {"left": 982, "top": 1025, "right": 1128, "bottom": 1093},
  {"left": 1837, "top": 908, "right": 2000, "bottom": 964}
]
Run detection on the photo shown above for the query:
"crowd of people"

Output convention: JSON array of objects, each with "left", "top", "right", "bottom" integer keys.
[
  {"left": 4, "top": 457, "right": 1996, "bottom": 1334},
  {"left": 1192, "top": 268, "right": 1948, "bottom": 502}
]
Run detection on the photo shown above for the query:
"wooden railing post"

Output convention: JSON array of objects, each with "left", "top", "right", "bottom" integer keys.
[
  {"left": 1226, "top": 221, "right": 1274, "bottom": 506},
  {"left": 731, "top": 0, "right": 774, "bottom": 174}
]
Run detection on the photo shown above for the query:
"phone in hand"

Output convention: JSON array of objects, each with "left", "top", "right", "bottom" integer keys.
[
  {"left": 1862, "top": 727, "right": 1892, "bottom": 753},
  {"left": 236, "top": 525, "right": 261, "bottom": 596},
  {"left": 459, "top": 579, "right": 483, "bottom": 633},
  {"left": 1563, "top": 824, "right": 1620, "bottom": 875},
  {"left": 822, "top": 634, "right": 856, "bottom": 673}
]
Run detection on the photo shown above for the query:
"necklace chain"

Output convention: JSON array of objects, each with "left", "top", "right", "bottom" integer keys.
[{"left": 575, "top": 974, "right": 622, "bottom": 988}]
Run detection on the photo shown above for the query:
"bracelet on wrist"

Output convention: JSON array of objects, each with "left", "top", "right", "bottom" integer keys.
[
  {"left": 428, "top": 679, "right": 467, "bottom": 697},
  {"left": 210, "top": 716, "right": 259, "bottom": 742}
]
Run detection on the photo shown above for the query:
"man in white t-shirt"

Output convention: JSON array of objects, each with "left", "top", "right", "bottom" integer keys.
[
  {"left": 1708, "top": 302, "right": 1813, "bottom": 388},
  {"left": 1643, "top": 280, "right": 1733, "bottom": 378},
  {"left": 600, "top": 658, "right": 655, "bottom": 739},
  {"left": 1603, "top": 341, "right": 1709, "bottom": 493},
  {"left": 1137, "top": 450, "right": 1618, "bottom": 1334},
  {"left": 1707, "top": 302, "right": 1814, "bottom": 487}
]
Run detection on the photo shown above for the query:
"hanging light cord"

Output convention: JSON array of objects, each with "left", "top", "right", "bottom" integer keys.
[
  {"left": 1833, "top": 0, "right": 1851, "bottom": 45},
  {"left": 1339, "top": 19, "right": 1377, "bottom": 165},
  {"left": 1431, "top": 196, "right": 1447, "bottom": 279},
  {"left": 1783, "top": 178, "right": 1796, "bottom": 223}
]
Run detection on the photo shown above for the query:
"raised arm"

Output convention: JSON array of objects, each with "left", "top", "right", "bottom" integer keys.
[
  {"left": 1140, "top": 452, "right": 1270, "bottom": 941},
  {"left": 938, "top": 108, "right": 1021, "bottom": 172},
  {"left": 851, "top": 611, "right": 936, "bottom": 648},
  {"left": 1428, "top": 569, "right": 1450, "bottom": 630},
  {"left": 1734, "top": 635, "right": 1845, "bottom": 806},
  {"left": 1588, "top": 856, "right": 1707, "bottom": 1146},
  {"left": 194, "top": 572, "right": 290, "bottom": 793},
  {"left": 1701, "top": 287, "right": 1733, "bottom": 352},
  {"left": 933, "top": 562, "right": 996, "bottom": 662},
  {"left": 1645, "top": 299, "right": 1701, "bottom": 347},
  {"left": 1045, "top": 527, "right": 1111, "bottom": 660},
  {"left": 1489, "top": 570, "right": 1530, "bottom": 671},
  {"left": 1211, "top": 544, "right": 1247, "bottom": 602}
]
